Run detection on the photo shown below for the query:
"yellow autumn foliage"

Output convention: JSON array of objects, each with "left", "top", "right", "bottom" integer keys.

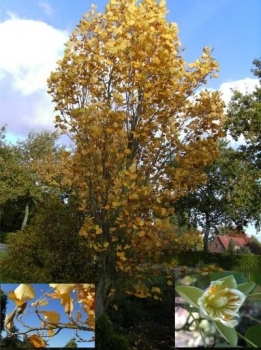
[{"left": 47, "top": 0, "right": 225, "bottom": 308}]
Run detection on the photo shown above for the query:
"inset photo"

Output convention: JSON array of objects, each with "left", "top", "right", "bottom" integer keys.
[
  {"left": 175, "top": 271, "right": 261, "bottom": 348},
  {"left": 0, "top": 283, "right": 95, "bottom": 348}
]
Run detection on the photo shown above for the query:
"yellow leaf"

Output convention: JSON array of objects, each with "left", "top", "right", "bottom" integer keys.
[
  {"left": 29, "top": 334, "right": 46, "bottom": 348},
  {"left": 124, "top": 148, "right": 131, "bottom": 154},
  {"left": 37, "top": 299, "right": 49, "bottom": 307},
  {"left": 39, "top": 310, "right": 60, "bottom": 324},
  {"left": 86, "top": 314, "right": 95, "bottom": 329},
  {"left": 14, "top": 284, "right": 35, "bottom": 303},
  {"left": 129, "top": 173, "right": 138, "bottom": 180},
  {"left": 113, "top": 91, "right": 123, "bottom": 102},
  {"left": 116, "top": 251, "right": 127, "bottom": 261},
  {"left": 49, "top": 284, "right": 76, "bottom": 294},
  {"left": 64, "top": 299, "right": 74, "bottom": 315},
  {"left": 128, "top": 164, "right": 136, "bottom": 173},
  {"left": 167, "top": 280, "right": 173, "bottom": 286},
  {"left": 4, "top": 309, "right": 17, "bottom": 330},
  {"left": 112, "top": 201, "right": 121, "bottom": 207},
  {"left": 48, "top": 329, "right": 55, "bottom": 337},
  {"left": 112, "top": 304, "right": 118, "bottom": 310},
  {"left": 151, "top": 287, "right": 161, "bottom": 294},
  {"left": 8, "top": 291, "right": 24, "bottom": 307},
  {"left": 137, "top": 218, "right": 144, "bottom": 226},
  {"left": 130, "top": 193, "right": 138, "bottom": 200},
  {"left": 161, "top": 208, "right": 167, "bottom": 216},
  {"left": 138, "top": 230, "right": 145, "bottom": 237},
  {"left": 76, "top": 311, "right": 82, "bottom": 322},
  {"left": 45, "top": 292, "right": 60, "bottom": 299},
  {"left": 103, "top": 242, "right": 109, "bottom": 248},
  {"left": 95, "top": 226, "right": 103, "bottom": 234}
]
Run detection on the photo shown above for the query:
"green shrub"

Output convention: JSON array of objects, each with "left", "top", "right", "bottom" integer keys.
[
  {"left": 171, "top": 251, "right": 261, "bottom": 272},
  {"left": 0, "top": 232, "right": 15, "bottom": 244},
  {"left": 96, "top": 313, "right": 129, "bottom": 350},
  {"left": 0, "top": 196, "right": 97, "bottom": 283}
]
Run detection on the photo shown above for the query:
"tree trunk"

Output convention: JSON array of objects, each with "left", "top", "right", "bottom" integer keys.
[
  {"left": 95, "top": 272, "right": 111, "bottom": 319},
  {"left": 21, "top": 203, "right": 29, "bottom": 230},
  {"left": 203, "top": 213, "right": 211, "bottom": 252}
]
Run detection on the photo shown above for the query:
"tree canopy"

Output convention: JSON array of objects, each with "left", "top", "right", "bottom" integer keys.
[
  {"left": 225, "top": 58, "right": 261, "bottom": 169},
  {"left": 47, "top": 0, "right": 224, "bottom": 317}
]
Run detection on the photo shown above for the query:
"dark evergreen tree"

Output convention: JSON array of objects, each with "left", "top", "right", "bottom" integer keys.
[
  {"left": 228, "top": 239, "right": 235, "bottom": 254},
  {"left": 0, "top": 288, "right": 7, "bottom": 334},
  {"left": 64, "top": 337, "right": 78, "bottom": 348}
]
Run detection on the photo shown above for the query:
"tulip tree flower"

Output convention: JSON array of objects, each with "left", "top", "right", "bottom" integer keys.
[
  {"left": 175, "top": 275, "right": 255, "bottom": 346},
  {"left": 197, "top": 277, "right": 246, "bottom": 328}
]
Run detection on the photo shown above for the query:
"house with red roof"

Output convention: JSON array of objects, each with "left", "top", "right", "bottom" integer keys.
[{"left": 209, "top": 235, "right": 249, "bottom": 253}]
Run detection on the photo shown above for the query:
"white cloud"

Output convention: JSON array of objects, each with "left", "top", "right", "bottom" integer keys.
[
  {"left": 219, "top": 78, "right": 259, "bottom": 107},
  {"left": 38, "top": 1, "right": 54, "bottom": 17},
  {"left": 0, "top": 13, "right": 69, "bottom": 136},
  {"left": 0, "top": 13, "right": 68, "bottom": 95},
  {"left": 216, "top": 77, "right": 260, "bottom": 148}
]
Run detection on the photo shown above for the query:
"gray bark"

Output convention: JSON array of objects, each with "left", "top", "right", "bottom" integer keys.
[
  {"left": 203, "top": 212, "right": 210, "bottom": 252},
  {"left": 21, "top": 203, "right": 29, "bottom": 230},
  {"left": 95, "top": 272, "right": 111, "bottom": 319}
]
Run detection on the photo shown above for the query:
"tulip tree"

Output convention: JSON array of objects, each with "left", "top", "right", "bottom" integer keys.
[{"left": 47, "top": 0, "right": 225, "bottom": 318}]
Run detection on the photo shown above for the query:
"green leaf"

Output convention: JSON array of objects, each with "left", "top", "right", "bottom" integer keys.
[
  {"left": 214, "top": 275, "right": 237, "bottom": 288},
  {"left": 175, "top": 286, "right": 203, "bottom": 308},
  {"left": 210, "top": 272, "right": 248, "bottom": 285},
  {"left": 249, "top": 273, "right": 261, "bottom": 286},
  {"left": 214, "top": 321, "right": 238, "bottom": 347},
  {"left": 214, "top": 343, "right": 242, "bottom": 347},
  {"left": 246, "top": 285, "right": 261, "bottom": 301},
  {"left": 245, "top": 325, "right": 261, "bottom": 348},
  {"left": 237, "top": 282, "right": 255, "bottom": 295}
]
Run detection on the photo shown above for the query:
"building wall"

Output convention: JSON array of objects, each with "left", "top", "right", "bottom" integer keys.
[{"left": 209, "top": 238, "right": 224, "bottom": 253}]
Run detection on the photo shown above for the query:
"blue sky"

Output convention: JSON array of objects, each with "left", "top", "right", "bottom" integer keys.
[
  {"left": 0, "top": 1, "right": 260, "bottom": 235},
  {"left": 1, "top": 284, "right": 95, "bottom": 348},
  {"left": 0, "top": 0, "right": 259, "bottom": 137}
]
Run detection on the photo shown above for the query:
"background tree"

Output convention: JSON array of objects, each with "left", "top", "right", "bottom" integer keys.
[
  {"left": 224, "top": 58, "right": 261, "bottom": 170},
  {"left": 227, "top": 238, "right": 235, "bottom": 254},
  {"left": 235, "top": 245, "right": 253, "bottom": 255},
  {"left": 173, "top": 140, "right": 261, "bottom": 251},
  {"left": 245, "top": 235, "right": 261, "bottom": 255},
  {"left": 0, "top": 128, "right": 68, "bottom": 233},
  {"left": 47, "top": 0, "right": 224, "bottom": 318},
  {"left": 0, "top": 325, "right": 23, "bottom": 348},
  {"left": 64, "top": 337, "right": 78, "bottom": 348},
  {"left": 0, "top": 288, "right": 7, "bottom": 334},
  {"left": 0, "top": 195, "right": 96, "bottom": 282}
]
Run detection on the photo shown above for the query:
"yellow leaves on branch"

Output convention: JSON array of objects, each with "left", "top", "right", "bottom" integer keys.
[
  {"left": 29, "top": 334, "right": 46, "bottom": 348},
  {"left": 77, "top": 284, "right": 95, "bottom": 329},
  {"left": 5, "top": 284, "right": 95, "bottom": 347}
]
